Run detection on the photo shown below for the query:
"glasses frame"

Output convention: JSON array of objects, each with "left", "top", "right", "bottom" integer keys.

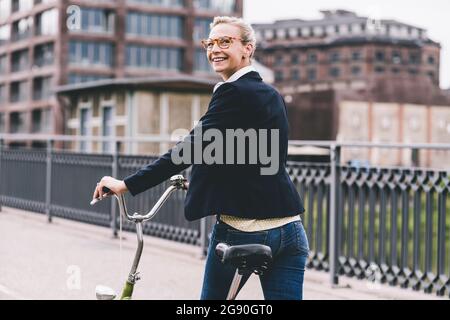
[{"left": 201, "top": 36, "right": 247, "bottom": 51}]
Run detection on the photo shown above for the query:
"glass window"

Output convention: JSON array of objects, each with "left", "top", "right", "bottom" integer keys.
[
  {"left": 93, "top": 44, "right": 100, "bottom": 64},
  {"left": 351, "top": 66, "right": 361, "bottom": 76},
  {"left": 34, "top": 42, "right": 54, "bottom": 67},
  {"left": 81, "top": 9, "right": 90, "bottom": 30},
  {"left": 194, "top": 0, "right": 235, "bottom": 13},
  {"left": 159, "top": 47, "right": 168, "bottom": 69},
  {"left": 81, "top": 42, "right": 89, "bottom": 61},
  {"left": 12, "top": 0, "right": 33, "bottom": 13},
  {"left": 375, "top": 51, "right": 385, "bottom": 62},
  {"left": 194, "top": 48, "right": 211, "bottom": 72},
  {"left": 0, "top": 25, "right": 10, "bottom": 45},
  {"left": 329, "top": 52, "right": 340, "bottom": 63},
  {"left": 194, "top": 18, "right": 211, "bottom": 41},
  {"left": 80, "top": 108, "right": 91, "bottom": 152},
  {"left": 126, "top": 14, "right": 133, "bottom": 34},
  {"left": 409, "top": 52, "right": 420, "bottom": 65},
  {"left": 352, "top": 51, "right": 361, "bottom": 61},
  {"left": 69, "top": 41, "right": 114, "bottom": 67},
  {"left": 126, "top": 45, "right": 182, "bottom": 70},
  {"left": 151, "top": 47, "right": 158, "bottom": 67},
  {"left": 291, "top": 69, "right": 300, "bottom": 81},
  {"left": 307, "top": 69, "right": 316, "bottom": 81},
  {"left": 0, "top": 112, "right": 5, "bottom": 133},
  {"left": 0, "top": 54, "right": 7, "bottom": 73},
  {"left": 0, "top": 84, "right": 6, "bottom": 105},
  {"left": 10, "top": 111, "right": 26, "bottom": 133},
  {"left": 102, "top": 106, "right": 113, "bottom": 153},
  {"left": 275, "top": 70, "right": 283, "bottom": 82},
  {"left": 274, "top": 55, "right": 283, "bottom": 66},
  {"left": 307, "top": 53, "right": 317, "bottom": 64},
  {"left": 12, "top": 17, "right": 33, "bottom": 41},
  {"left": 31, "top": 109, "right": 51, "bottom": 133},
  {"left": 105, "top": 44, "right": 113, "bottom": 66},
  {"left": 329, "top": 67, "right": 340, "bottom": 77},
  {"left": 68, "top": 73, "right": 111, "bottom": 84},
  {"left": 374, "top": 66, "right": 385, "bottom": 73},
  {"left": 160, "top": 16, "right": 168, "bottom": 36},
  {"left": 126, "top": 12, "right": 183, "bottom": 39},
  {"left": 33, "top": 76, "right": 52, "bottom": 100},
  {"left": 392, "top": 51, "right": 402, "bottom": 64},
  {"left": 11, "top": 49, "right": 29, "bottom": 72},
  {"left": 151, "top": 15, "right": 159, "bottom": 36},
  {"left": 0, "top": 0, "right": 11, "bottom": 21},
  {"left": 69, "top": 41, "right": 77, "bottom": 63},
  {"left": 136, "top": 12, "right": 142, "bottom": 34},
  {"left": 130, "top": 0, "right": 184, "bottom": 7},
  {"left": 75, "top": 8, "right": 114, "bottom": 34},
  {"left": 36, "top": 9, "right": 58, "bottom": 36},
  {"left": 10, "top": 81, "right": 29, "bottom": 102}
]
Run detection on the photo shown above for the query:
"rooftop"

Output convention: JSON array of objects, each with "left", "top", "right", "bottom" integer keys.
[
  {"left": 253, "top": 9, "right": 425, "bottom": 30},
  {"left": 55, "top": 75, "right": 218, "bottom": 94},
  {"left": 252, "top": 9, "right": 434, "bottom": 44}
]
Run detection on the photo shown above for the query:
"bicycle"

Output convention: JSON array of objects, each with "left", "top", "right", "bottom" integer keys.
[{"left": 91, "top": 174, "right": 272, "bottom": 300}]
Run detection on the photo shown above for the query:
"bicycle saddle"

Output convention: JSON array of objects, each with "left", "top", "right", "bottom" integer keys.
[{"left": 215, "top": 243, "right": 273, "bottom": 275}]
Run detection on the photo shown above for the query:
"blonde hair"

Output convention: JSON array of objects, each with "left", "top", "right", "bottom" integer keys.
[{"left": 210, "top": 16, "right": 256, "bottom": 58}]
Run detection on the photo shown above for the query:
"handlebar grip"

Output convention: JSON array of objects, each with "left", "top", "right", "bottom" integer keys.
[
  {"left": 90, "top": 186, "right": 113, "bottom": 205},
  {"left": 215, "top": 243, "right": 229, "bottom": 260}
]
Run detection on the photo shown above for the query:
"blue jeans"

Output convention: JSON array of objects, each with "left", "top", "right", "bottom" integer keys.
[{"left": 200, "top": 219, "right": 310, "bottom": 300}]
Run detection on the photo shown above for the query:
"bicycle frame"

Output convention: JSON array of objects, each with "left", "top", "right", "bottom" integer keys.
[{"left": 92, "top": 175, "right": 188, "bottom": 300}]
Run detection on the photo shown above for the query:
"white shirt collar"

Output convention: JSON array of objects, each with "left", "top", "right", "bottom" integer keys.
[{"left": 213, "top": 65, "right": 257, "bottom": 93}]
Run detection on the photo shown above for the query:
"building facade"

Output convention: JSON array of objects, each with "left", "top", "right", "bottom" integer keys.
[
  {"left": 253, "top": 10, "right": 441, "bottom": 89},
  {"left": 251, "top": 9, "right": 450, "bottom": 167},
  {"left": 57, "top": 75, "right": 214, "bottom": 154},
  {"left": 0, "top": 0, "right": 242, "bottom": 146}
]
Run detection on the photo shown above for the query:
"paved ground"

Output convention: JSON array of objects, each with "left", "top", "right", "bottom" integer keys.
[{"left": 0, "top": 206, "right": 445, "bottom": 300}]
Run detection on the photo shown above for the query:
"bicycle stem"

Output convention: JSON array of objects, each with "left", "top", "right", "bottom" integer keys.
[
  {"left": 101, "top": 174, "right": 188, "bottom": 300},
  {"left": 120, "top": 222, "right": 143, "bottom": 300}
]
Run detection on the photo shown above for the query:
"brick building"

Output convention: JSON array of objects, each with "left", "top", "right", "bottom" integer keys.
[
  {"left": 251, "top": 9, "right": 450, "bottom": 167},
  {"left": 56, "top": 75, "right": 215, "bottom": 154},
  {"left": 0, "top": 0, "right": 242, "bottom": 146},
  {"left": 252, "top": 10, "right": 449, "bottom": 140}
]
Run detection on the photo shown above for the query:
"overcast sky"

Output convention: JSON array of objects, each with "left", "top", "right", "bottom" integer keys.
[{"left": 243, "top": 0, "right": 450, "bottom": 89}]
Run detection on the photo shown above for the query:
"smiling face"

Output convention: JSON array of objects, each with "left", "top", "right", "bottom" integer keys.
[{"left": 207, "top": 23, "right": 253, "bottom": 81}]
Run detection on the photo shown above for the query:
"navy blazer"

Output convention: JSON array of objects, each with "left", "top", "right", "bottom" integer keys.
[{"left": 124, "top": 71, "right": 305, "bottom": 221}]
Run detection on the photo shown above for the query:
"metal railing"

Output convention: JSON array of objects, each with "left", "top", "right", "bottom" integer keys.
[{"left": 0, "top": 135, "right": 449, "bottom": 298}]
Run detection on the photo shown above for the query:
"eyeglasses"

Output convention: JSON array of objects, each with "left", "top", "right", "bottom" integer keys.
[{"left": 201, "top": 36, "right": 246, "bottom": 51}]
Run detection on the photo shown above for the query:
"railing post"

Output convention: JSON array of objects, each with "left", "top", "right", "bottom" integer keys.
[
  {"left": 411, "top": 148, "right": 419, "bottom": 167},
  {"left": 111, "top": 140, "right": 120, "bottom": 238},
  {"left": 45, "top": 139, "right": 54, "bottom": 223},
  {"left": 0, "top": 138, "right": 3, "bottom": 212},
  {"left": 329, "top": 144, "right": 341, "bottom": 285}
]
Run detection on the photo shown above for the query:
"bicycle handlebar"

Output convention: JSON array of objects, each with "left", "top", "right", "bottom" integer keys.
[{"left": 90, "top": 175, "right": 188, "bottom": 222}]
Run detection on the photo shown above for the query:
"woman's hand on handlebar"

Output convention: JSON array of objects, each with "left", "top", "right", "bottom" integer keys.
[{"left": 93, "top": 176, "right": 128, "bottom": 201}]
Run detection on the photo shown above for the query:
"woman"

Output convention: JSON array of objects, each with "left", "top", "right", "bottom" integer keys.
[{"left": 92, "top": 16, "right": 309, "bottom": 300}]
